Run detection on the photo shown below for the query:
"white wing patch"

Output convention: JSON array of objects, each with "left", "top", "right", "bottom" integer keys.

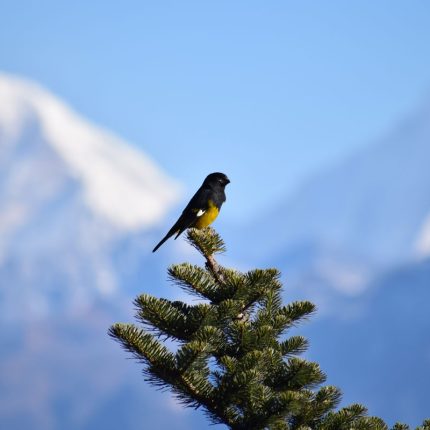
[{"left": 196, "top": 209, "right": 205, "bottom": 217}]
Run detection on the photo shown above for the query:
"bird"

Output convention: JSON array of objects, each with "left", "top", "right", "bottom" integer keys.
[{"left": 152, "top": 172, "right": 230, "bottom": 252}]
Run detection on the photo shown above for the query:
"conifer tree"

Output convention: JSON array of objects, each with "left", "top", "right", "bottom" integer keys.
[{"left": 109, "top": 228, "right": 429, "bottom": 430}]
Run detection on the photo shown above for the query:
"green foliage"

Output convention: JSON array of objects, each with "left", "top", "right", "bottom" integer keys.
[
  {"left": 416, "top": 420, "right": 430, "bottom": 430},
  {"left": 109, "top": 227, "right": 428, "bottom": 430}
]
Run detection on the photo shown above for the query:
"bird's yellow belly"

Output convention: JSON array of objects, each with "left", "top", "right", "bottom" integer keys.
[{"left": 194, "top": 202, "right": 219, "bottom": 229}]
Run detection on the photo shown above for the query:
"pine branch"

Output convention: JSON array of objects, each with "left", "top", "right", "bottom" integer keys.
[
  {"left": 134, "top": 294, "right": 212, "bottom": 341},
  {"left": 168, "top": 263, "right": 234, "bottom": 303},
  {"left": 416, "top": 420, "right": 430, "bottom": 430},
  {"left": 187, "top": 227, "right": 227, "bottom": 285},
  {"left": 275, "top": 357, "right": 327, "bottom": 391},
  {"left": 318, "top": 404, "right": 368, "bottom": 429},
  {"left": 109, "top": 227, "right": 428, "bottom": 430},
  {"left": 279, "top": 336, "right": 309, "bottom": 357},
  {"left": 109, "top": 323, "right": 175, "bottom": 368},
  {"left": 186, "top": 227, "right": 226, "bottom": 256}
]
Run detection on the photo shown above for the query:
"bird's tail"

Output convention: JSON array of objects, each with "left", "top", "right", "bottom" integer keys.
[
  {"left": 152, "top": 224, "right": 183, "bottom": 252},
  {"left": 152, "top": 232, "right": 173, "bottom": 252}
]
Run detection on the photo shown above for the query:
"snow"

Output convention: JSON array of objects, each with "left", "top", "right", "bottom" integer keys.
[
  {"left": 0, "top": 73, "right": 181, "bottom": 231},
  {"left": 416, "top": 214, "right": 430, "bottom": 257},
  {"left": 255, "top": 101, "right": 430, "bottom": 267},
  {"left": 0, "top": 73, "right": 183, "bottom": 308},
  {"left": 316, "top": 258, "right": 370, "bottom": 296}
]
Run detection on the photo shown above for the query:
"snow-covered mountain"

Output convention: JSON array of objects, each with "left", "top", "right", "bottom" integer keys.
[
  {"left": 0, "top": 74, "right": 204, "bottom": 430},
  {"left": 0, "top": 74, "right": 181, "bottom": 318},
  {"left": 243, "top": 101, "right": 430, "bottom": 427},
  {"left": 251, "top": 101, "right": 430, "bottom": 295},
  {"left": 0, "top": 74, "right": 180, "bottom": 232},
  {"left": 1, "top": 73, "right": 429, "bottom": 429}
]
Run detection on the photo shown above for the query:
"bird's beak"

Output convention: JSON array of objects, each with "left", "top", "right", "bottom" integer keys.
[{"left": 225, "top": 177, "right": 230, "bottom": 184}]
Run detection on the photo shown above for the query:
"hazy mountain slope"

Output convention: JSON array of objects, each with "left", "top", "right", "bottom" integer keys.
[
  {"left": 294, "top": 111, "right": 429, "bottom": 261},
  {"left": 245, "top": 100, "right": 430, "bottom": 426},
  {"left": 0, "top": 74, "right": 180, "bottom": 232},
  {"left": 300, "top": 257, "right": 430, "bottom": 427},
  {"left": 247, "top": 102, "right": 430, "bottom": 295},
  {"left": 0, "top": 75, "right": 205, "bottom": 430},
  {"left": 0, "top": 74, "right": 181, "bottom": 318},
  {"left": 0, "top": 303, "right": 212, "bottom": 430},
  {"left": 1, "top": 73, "right": 429, "bottom": 429}
]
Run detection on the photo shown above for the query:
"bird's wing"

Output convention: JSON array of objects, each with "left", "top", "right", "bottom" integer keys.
[
  {"left": 173, "top": 188, "right": 211, "bottom": 238},
  {"left": 152, "top": 187, "right": 210, "bottom": 252}
]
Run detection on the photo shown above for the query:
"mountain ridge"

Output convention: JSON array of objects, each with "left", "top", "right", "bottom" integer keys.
[
  {"left": 0, "top": 73, "right": 181, "bottom": 232},
  {"left": 1, "top": 73, "right": 429, "bottom": 429},
  {"left": 0, "top": 74, "right": 181, "bottom": 317},
  {"left": 245, "top": 98, "right": 430, "bottom": 296}
]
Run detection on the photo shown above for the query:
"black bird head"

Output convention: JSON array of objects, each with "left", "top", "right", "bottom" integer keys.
[{"left": 203, "top": 172, "right": 230, "bottom": 188}]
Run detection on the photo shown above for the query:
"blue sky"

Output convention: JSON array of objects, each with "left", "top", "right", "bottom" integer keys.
[{"left": 1, "top": 1, "right": 430, "bottom": 221}]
